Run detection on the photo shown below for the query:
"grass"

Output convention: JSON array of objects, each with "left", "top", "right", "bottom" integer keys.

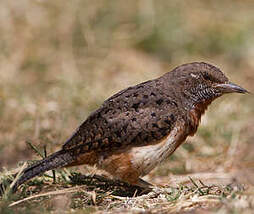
[
  {"left": 0, "top": 170, "right": 249, "bottom": 213},
  {"left": 1, "top": 0, "right": 254, "bottom": 213}
]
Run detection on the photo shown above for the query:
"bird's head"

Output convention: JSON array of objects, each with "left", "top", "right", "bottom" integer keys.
[
  {"left": 163, "top": 62, "right": 249, "bottom": 134},
  {"left": 167, "top": 62, "right": 248, "bottom": 110}
]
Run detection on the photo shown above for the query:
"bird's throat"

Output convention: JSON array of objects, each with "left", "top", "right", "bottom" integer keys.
[{"left": 188, "top": 98, "right": 213, "bottom": 136}]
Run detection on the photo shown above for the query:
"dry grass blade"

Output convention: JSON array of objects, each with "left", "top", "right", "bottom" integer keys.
[
  {"left": 9, "top": 186, "right": 85, "bottom": 207},
  {"left": 2, "top": 162, "right": 27, "bottom": 199},
  {"left": 9, "top": 162, "right": 27, "bottom": 190},
  {"left": 169, "top": 195, "right": 222, "bottom": 213}
]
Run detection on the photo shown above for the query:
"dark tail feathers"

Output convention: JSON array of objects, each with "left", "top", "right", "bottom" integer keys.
[{"left": 11, "top": 150, "right": 74, "bottom": 193}]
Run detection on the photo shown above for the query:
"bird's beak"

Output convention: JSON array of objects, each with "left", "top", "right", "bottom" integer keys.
[{"left": 214, "top": 82, "right": 249, "bottom": 94}]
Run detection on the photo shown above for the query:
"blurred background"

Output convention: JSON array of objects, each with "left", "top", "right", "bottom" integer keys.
[{"left": 0, "top": 0, "right": 254, "bottom": 188}]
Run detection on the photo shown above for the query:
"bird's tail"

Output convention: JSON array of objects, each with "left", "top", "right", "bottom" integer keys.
[{"left": 10, "top": 150, "right": 75, "bottom": 193}]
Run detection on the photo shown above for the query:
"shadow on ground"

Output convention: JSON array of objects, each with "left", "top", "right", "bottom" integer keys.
[{"left": 69, "top": 173, "right": 151, "bottom": 197}]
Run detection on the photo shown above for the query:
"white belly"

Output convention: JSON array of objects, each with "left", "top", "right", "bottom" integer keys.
[{"left": 129, "top": 126, "right": 181, "bottom": 176}]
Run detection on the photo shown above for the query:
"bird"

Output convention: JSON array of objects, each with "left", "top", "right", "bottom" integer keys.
[{"left": 1, "top": 62, "right": 248, "bottom": 193}]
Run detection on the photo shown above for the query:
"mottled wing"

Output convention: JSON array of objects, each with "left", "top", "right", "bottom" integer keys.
[{"left": 62, "top": 79, "right": 179, "bottom": 152}]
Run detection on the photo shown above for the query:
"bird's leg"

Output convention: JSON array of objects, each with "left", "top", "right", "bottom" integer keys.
[
  {"left": 133, "top": 178, "right": 153, "bottom": 195},
  {"left": 137, "top": 178, "right": 154, "bottom": 188}
]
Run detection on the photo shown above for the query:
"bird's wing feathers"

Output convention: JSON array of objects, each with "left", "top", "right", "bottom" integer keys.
[{"left": 62, "top": 79, "right": 178, "bottom": 152}]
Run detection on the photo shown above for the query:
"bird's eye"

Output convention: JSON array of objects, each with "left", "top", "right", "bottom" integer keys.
[{"left": 203, "top": 72, "right": 212, "bottom": 81}]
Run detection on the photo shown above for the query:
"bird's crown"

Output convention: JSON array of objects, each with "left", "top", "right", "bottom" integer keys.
[{"left": 170, "top": 62, "right": 228, "bottom": 84}]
